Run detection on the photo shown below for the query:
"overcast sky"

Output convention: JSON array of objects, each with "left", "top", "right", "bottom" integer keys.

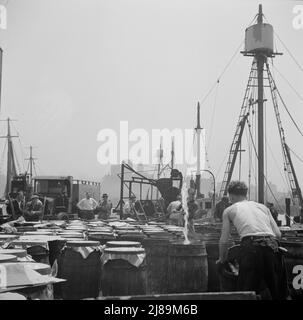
[{"left": 0, "top": 0, "right": 302, "bottom": 193}]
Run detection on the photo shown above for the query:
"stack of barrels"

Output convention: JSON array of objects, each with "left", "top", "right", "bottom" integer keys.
[{"left": 1, "top": 219, "right": 240, "bottom": 299}]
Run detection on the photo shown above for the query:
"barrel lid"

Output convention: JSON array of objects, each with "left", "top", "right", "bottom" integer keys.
[
  {"left": 115, "top": 226, "right": 137, "bottom": 230},
  {"left": 24, "top": 232, "right": 53, "bottom": 236},
  {"left": 116, "top": 230, "right": 142, "bottom": 234},
  {"left": 0, "top": 235, "right": 18, "bottom": 240},
  {"left": 0, "top": 293, "right": 26, "bottom": 300},
  {"left": 104, "top": 247, "right": 145, "bottom": 254},
  {"left": 66, "top": 240, "right": 100, "bottom": 247},
  {"left": 11, "top": 239, "right": 47, "bottom": 246},
  {"left": 106, "top": 241, "right": 141, "bottom": 247},
  {"left": 60, "top": 233, "right": 84, "bottom": 238},
  {"left": 170, "top": 240, "right": 206, "bottom": 247},
  {"left": 0, "top": 249, "right": 27, "bottom": 258},
  {"left": 19, "top": 262, "right": 51, "bottom": 275},
  {"left": 60, "top": 231, "right": 83, "bottom": 235},
  {"left": 0, "top": 254, "right": 18, "bottom": 263},
  {"left": 88, "top": 231, "right": 114, "bottom": 236}
]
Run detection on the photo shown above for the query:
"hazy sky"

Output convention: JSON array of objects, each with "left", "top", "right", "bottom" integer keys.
[{"left": 0, "top": 0, "right": 302, "bottom": 193}]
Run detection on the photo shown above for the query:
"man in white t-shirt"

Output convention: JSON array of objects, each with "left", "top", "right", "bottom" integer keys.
[
  {"left": 218, "top": 181, "right": 288, "bottom": 300},
  {"left": 77, "top": 192, "right": 98, "bottom": 220}
]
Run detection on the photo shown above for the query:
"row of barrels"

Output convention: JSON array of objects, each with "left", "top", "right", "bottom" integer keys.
[
  {"left": 55, "top": 239, "right": 209, "bottom": 299},
  {"left": 0, "top": 221, "right": 235, "bottom": 299}
]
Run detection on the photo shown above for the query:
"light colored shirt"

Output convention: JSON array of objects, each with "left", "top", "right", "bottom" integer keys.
[
  {"left": 222, "top": 200, "right": 281, "bottom": 240},
  {"left": 167, "top": 200, "right": 182, "bottom": 214},
  {"left": 77, "top": 198, "right": 98, "bottom": 211},
  {"left": 123, "top": 201, "right": 136, "bottom": 216}
]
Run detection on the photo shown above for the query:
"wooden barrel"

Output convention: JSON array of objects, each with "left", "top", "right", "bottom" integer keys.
[
  {"left": 280, "top": 239, "right": 303, "bottom": 300},
  {"left": 116, "top": 230, "right": 146, "bottom": 243},
  {"left": 48, "top": 238, "right": 67, "bottom": 267},
  {"left": 106, "top": 241, "right": 141, "bottom": 248},
  {"left": 10, "top": 240, "right": 50, "bottom": 264},
  {"left": 57, "top": 240, "right": 102, "bottom": 300},
  {"left": 60, "top": 233, "right": 84, "bottom": 239},
  {"left": 101, "top": 247, "right": 147, "bottom": 297},
  {"left": 201, "top": 235, "right": 234, "bottom": 292},
  {"left": 88, "top": 232, "right": 116, "bottom": 245},
  {"left": 167, "top": 242, "right": 208, "bottom": 294},
  {"left": 143, "top": 238, "right": 170, "bottom": 295}
]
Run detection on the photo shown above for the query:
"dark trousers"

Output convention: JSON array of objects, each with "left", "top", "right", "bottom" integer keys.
[
  {"left": 79, "top": 210, "right": 95, "bottom": 220},
  {"left": 237, "top": 239, "right": 289, "bottom": 300}
]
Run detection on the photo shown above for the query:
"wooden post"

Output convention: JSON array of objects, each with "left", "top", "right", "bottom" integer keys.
[{"left": 285, "top": 198, "right": 291, "bottom": 227}]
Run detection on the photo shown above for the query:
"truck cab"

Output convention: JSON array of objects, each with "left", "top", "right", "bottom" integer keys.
[{"left": 33, "top": 176, "right": 73, "bottom": 216}]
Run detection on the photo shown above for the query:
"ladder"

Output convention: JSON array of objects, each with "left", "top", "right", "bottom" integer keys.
[
  {"left": 266, "top": 62, "right": 303, "bottom": 207},
  {"left": 219, "top": 59, "right": 257, "bottom": 197}
]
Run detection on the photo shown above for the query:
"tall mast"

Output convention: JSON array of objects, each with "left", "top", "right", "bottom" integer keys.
[
  {"left": 241, "top": 4, "right": 278, "bottom": 203},
  {"left": 25, "top": 145, "right": 37, "bottom": 185},
  {"left": 256, "top": 4, "right": 265, "bottom": 204},
  {"left": 0, "top": 118, "right": 18, "bottom": 195},
  {"left": 195, "top": 101, "right": 202, "bottom": 198},
  {"left": 171, "top": 138, "right": 175, "bottom": 170}
]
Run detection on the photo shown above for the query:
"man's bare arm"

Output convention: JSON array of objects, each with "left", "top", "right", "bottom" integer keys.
[{"left": 219, "top": 208, "right": 231, "bottom": 262}]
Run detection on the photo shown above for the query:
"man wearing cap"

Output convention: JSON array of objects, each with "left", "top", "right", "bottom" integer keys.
[
  {"left": 1, "top": 191, "right": 26, "bottom": 233},
  {"left": 123, "top": 195, "right": 137, "bottom": 219},
  {"left": 6, "top": 191, "right": 25, "bottom": 219},
  {"left": 214, "top": 196, "right": 231, "bottom": 222},
  {"left": 218, "top": 181, "right": 288, "bottom": 300},
  {"left": 97, "top": 194, "right": 113, "bottom": 220},
  {"left": 77, "top": 192, "right": 98, "bottom": 220},
  {"left": 24, "top": 194, "right": 44, "bottom": 222}
]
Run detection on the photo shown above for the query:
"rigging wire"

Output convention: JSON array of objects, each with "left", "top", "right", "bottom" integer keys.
[
  {"left": 215, "top": 148, "right": 230, "bottom": 181},
  {"left": 263, "top": 14, "right": 303, "bottom": 74},
  {"left": 206, "top": 83, "right": 219, "bottom": 152},
  {"left": 11, "top": 143, "right": 21, "bottom": 173},
  {"left": 275, "top": 32, "right": 303, "bottom": 74},
  {"left": 11, "top": 122, "right": 26, "bottom": 172},
  {"left": 271, "top": 63, "right": 303, "bottom": 103},
  {"left": 0, "top": 140, "right": 7, "bottom": 175},
  {"left": 246, "top": 117, "right": 284, "bottom": 212},
  {"left": 200, "top": 39, "right": 244, "bottom": 107},
  {"left": 288, "top": 146, "right": 303, "bottom": 164},
  {"left": 273, "top": 75, "right": 303, "bottom": 138}
]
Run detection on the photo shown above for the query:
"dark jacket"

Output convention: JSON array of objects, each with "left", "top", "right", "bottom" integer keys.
[{"left": 6, "top": 199, "right": 25, "bottom": 219}]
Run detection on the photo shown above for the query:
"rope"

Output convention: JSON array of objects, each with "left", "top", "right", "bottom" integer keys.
[
  {"left": 0, "top": 139, "right": 7, "bottom": 175},
  {"left": 247, "top": 117, "right": 295, "bottom": 218},
  {"left": 200, "top": 40, "right": 244, "bottom": 107},
  {"left": 11, "top": 122, "right": 26, "bottom": 172},
  {"left": 274, "top": 79, "right": 303, "bottom": 138},
  {"left": 272, "top": 64, "right": 303, "bottom": 103},
  {"left": 263, "top": 14, "right": 303, "bottom": 73},
  {"left": 288, "top": 146, "right": 303, "bottom": 164},
  {"left": 207, "top": 83, "right": 219, "bottom": 151},
  {"left": 274, "top": 31, "right": 303, "bottom": 74}
]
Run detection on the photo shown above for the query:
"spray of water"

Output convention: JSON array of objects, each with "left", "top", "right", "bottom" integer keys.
[{"left": 181, "top": 182, "right": 190, "bottom": 245}]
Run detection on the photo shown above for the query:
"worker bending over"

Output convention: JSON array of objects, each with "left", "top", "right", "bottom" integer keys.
[{"left": 218, "top": 181, "right": 288, "bottom": 300}]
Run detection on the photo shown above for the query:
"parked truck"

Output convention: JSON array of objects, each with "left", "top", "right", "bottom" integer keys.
[{"left": 33, "top": 176, "right": 101, "bottom": 218}]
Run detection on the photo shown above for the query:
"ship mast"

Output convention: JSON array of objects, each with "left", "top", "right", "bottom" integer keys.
[
  {"left": 0, "top": 118, "right": 18, "bottom": 195},
  {"left": 195, "top": 101, "right": 202, "bottom": 198},
  {"left": 256, "top": 4, "right": 265, "bottom": 204}
]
